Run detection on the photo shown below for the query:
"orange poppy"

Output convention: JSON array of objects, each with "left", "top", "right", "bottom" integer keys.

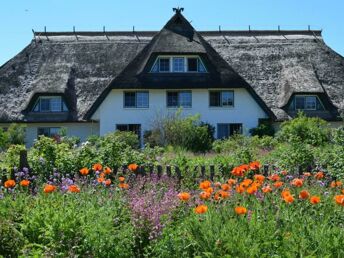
[
  {"left": 119, "top": 183, "right": 129, "bottom": 189},
  {"left": 299, "top": 190, "right": 310, "bottom": 200},
  {"left": 199, "top": 180, "right": 211, "bottom": 190},
  {"left": 194, "top": 205, "right": 208, "bottom": 214},
  {"left": 310, "top": 196, "right": 320, "bottom": 204},
  {"left": 79, "top": 167, "right": 89, "bottom": 176},
  {"left": 4, "top": 179, "right": 16, "bottom": 188},
  {"left": 262, "top": 185, "right": 273, "bottom": 193},
  {"left": 314, "top": 171, "right": 324, "bottom": 180},
  {"left": 227, "top": 178, "right": 237, "bottom": 186},
  {"left": 44, "top": 184, "right": 56, "bottom": 193},
  {"left": 281, "top": 170, "right": 288, "bottom": 176},
  {"left": 231, "top": 165, "right": 248, "bottom": 177},
  {"left": 254, "top": 174, "right": 265, "bottom": 183},
  {"left": 103, "top": 167, "right": 112, "bottom": 175},
  {"left": 99, "top": 172, "right": 105, "bottom": 178},
  {"left": 104, "top": 179, "right": 111, "bottom": 187},
  {"left": 342, "top": 189, "right": 344, "bottom": 194},
  {"left": 281, "top": 189, "right": 291, "bottom": 198},
  {"left": 221, "top": 183, "right": 231, "bottom": 191},
  {"left": 273, "top": 181, "right": 284, "bottom": 188},
  {"left": 334, "top": 195, "right": 344, "bottom": 206},
  {"left": 97, "top": 177, "right": 105, "bottom": 183},
  {"left": 247, "top": 185, "right": 258, "bottom": 195},
  {"left": 68, "top": 185, "right": 80, "bottom": 193},
  {"left": 291, "top": 178, "right": 303, "bottom": 187},
  {"left": 241, "top": 179, "right": 253, "bottom": 188},
  {"left": 128, "top": 163, "right": 138, "bottom": 172},
  {"left": 303, "top": 172, "right": 311, "bottom": 177},
  {"left": 330, "top": 181, "right": 343, "bottom": 188},
  {"left": 249, "top": 161, "right": 261, "bottom": 170},
  {"left": 283, "top": 194, "right": 294, "bottom": 204},
  {"left": 269, "top": 174, "right": 281, "bottom": 182},
  {"left": 235, "top": 206, "right": 247, "bottom": 215},
  {"left": 214, "top": 182, "right": 222, "bottom": 188},
  {"left": 205, "top": 187, "right": 214, "bottom": 194},
  {"left": 92, "top": 163, "right": 103, "bottom": 171},
  {"left": 199, "top": 191, "right": 211, "bottom": 200},
  {"left": 178, "top": 192, "right": 191, "bottom": 201},
  {"left": 236, "top": 184, "right": 245, "bottom": 194},
  {"left": 20, "top": 180, "right": 30, "bottom": 187},
  {"left": 119, "top": 176, "right": 125, "bottom": 182}
]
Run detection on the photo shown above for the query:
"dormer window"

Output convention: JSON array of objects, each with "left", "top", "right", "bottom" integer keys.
[
  {"left": 33, "top": 96, "right": 68, "bottom": 112},
  {"left": 150, "top": 56, "right": 207, "bottom": 73},
  {"left": 289, "top": 95, "right": 324, "bottom": 111}
]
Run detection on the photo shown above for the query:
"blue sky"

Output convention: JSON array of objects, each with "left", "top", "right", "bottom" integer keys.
[{"left": 1, "top": 0, "right": 343, "bottom": 66}]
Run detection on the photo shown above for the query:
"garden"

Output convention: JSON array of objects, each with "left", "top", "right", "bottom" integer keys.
[{"left": 0, "top": 113, "right": 344, "bottom": 257}]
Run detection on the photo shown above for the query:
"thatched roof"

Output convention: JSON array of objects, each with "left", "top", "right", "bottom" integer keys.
[{"left": 0, "top": 12, "right": 343, "bottom": 123}]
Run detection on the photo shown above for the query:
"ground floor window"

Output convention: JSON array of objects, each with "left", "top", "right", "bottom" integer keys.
[
  {"left": 116, "top": 124, "right": 141, "bottom": 140},
  {"left": 37, "top": 127, "right": 61, "bottom": 138},
  {"left": 217, "top": 123, "right": 242, "bottom": 139}
]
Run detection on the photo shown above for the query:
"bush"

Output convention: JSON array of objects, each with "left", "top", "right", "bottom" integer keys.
[
  {"left": 314, "top": 144, "right": 344, "bottom": 179},
  {"left": 1, "top": 144, "right": 26, "bottom": 169},
  {"left": 277, "top": 112, "right": 330, "bottom": 146},
  {"left": 7, "top": 123, "right": 26, "bottom": 145},
  {"left": 249, "top": 120, "right": 275, "bottom": 137},
  {"left": 0, "top": 220, "right": 24, "bottom": 257}
]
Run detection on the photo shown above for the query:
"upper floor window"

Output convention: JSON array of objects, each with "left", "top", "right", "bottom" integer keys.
[
  {"left": 209, "top": 91, "right": 234, "bottom": 107},
  {"left": 167, "top": 91, "right": 192, "bottom": 108},
  {"left": 33, "top": 96, "right": 68, "bottom": 112},
  {"left": 150, "top": 56, "right": 207, "bottom": 73},
  {"left": 289, "top": 95, "right": 324, "bottom": 111},
  {"left": 124, "top": 91, "right": 149, "bottom": 108}
]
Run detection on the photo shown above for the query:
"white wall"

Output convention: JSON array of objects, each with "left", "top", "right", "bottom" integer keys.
[
  {"left": 25, "top": 122, "right": 99, "bottom": 147},
  {"left": 93, "top": 88, "right": 268, "bottom": 143}
]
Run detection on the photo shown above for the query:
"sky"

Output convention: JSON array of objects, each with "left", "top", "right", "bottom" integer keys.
[{"left": 0, "top": 0, "right": 344, "bottom": 66}]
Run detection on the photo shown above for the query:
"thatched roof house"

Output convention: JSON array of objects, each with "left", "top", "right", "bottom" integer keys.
[{"left": 0, "top": 9, "right": 343, "bottom": 145}]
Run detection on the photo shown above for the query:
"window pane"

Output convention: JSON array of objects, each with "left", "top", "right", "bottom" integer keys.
[
  {"left": 209, "top": 92, "right": 221, "bottom": 106},
  {"left": 230, "top": 124, "right": 242, "bottom": 136},
  {"left": 33, "top": 100, "right": 40, "bottom": 111},
  {"left": 50, "top": 128, "right": 60, "bottom": 137},
  {"left": 159, "top": 58, "right": 170, "bottom": 72},
  {"left": 295, "top": 96, "right": 305, "bottom": 110},
  {"left": 173, "top": 57, "right": 185, "bottom": 72},
  {"left": 167, "top": 92, "right": 179, "bottom": 107},
  {"left": 221, "top": 91, "right": 234, "bottom": 106},
  {"left": 187, "top": 58, "right": 198, "bottom": 72},
  {"left": 117, "top": 124, "right": 141, "bottom": 140},
  {"left": 50, "top": 97, "right": 61, "bottom": 112},
  {"left": 179, "top": 91, "right": 192, "bottom": 107},
  {"left": 151, "top": 60, "right": 159, "bottom": 72},
  {"left": 40, "top": 99, "right": 50, "bottom": 111},
  {"left": 198, "top": 59, "right": 206, "bottom": 72},
  {"left": 217, "top": 124, "right": 230, "bottom": 139},
  {"left": 137, "top": 92, "right": 149, "bottom": 108},
  {"left": 124, "top": 92, "right": 136, "bottom": 107},
  {"left": 62, "top": 101, "right": 68, "bottom": 112},
  {"left": 305, "top": 96, "right": 316, "bottom": 110},
  {"left": 38, "top": 128, "right": 49, "bottom": 137}
]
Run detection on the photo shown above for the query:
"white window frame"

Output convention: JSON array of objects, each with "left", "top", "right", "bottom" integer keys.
[
  {"left": 166, "top": 91, "right": 192, "bottom": 108},
  {"left": 209, "top": 90, "right": 234, "bottom": 108},
  {"left": 293, "top": 95, "right": 324, "bottom": 111},
  {"left": 150, "top": 55, "right": 207, "bottom": 73},
  {"left": 123, "top": 91, "right": 149, "bottom": 108}
]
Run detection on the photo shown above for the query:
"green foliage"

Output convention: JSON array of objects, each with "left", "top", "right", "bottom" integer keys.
[
  {"left": 331, "top": 126, "right": 344, "bottom": 146},
  {"left": 277, "top": 112, "right": 330, "bottom": 146},
  {"left": 249, "top": 120, "right": 275, "bottom": 137},
  {"left": 0, "top": 128, "right": 9, "bottom": 151},
  {"left": 0, "top": 220, "right": 25, "bottom": 257},
  {"left": 314, "top": 144, "right": 344, "bottom": 179},
  {"left": 1, "top": 144, "right": 26, "bottom": 169},
  {"left": 7, "top": 123, "right": 26, "bottom": 145}
]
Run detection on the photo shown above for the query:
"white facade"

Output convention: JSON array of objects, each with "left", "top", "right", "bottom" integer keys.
[{"left": 92, "top": 88, "right": 268, "bottom": 143}]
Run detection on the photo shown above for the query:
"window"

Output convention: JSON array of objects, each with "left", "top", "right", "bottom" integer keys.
[
  {"left": 33, "top": 96, "right": 68, "bottom": 112},
  {"left": 167, "top": 91, "right": 192, "bottom": 107},
  {"left": 290, "top": 95, "right": 324, "bottom": 111},
  {"left": 116, "top": 124, "right": 141, "bottom": 140},
  {"left": 217, "top": 124, "right": 242, "bottom": 139},
  {"left": 124, "top": 91, "right": 149, "bottom": 108},
  {"left": 209, "top": 91, "right": 234, "bottom": 107},
  {"left": 37, "top": 127, "right": 61, "bottom": 138},
  {"left": 150, "top": 56, "right": 207, "bottom": 73}
]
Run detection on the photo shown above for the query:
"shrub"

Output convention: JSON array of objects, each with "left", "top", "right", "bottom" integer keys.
[
  {"left": 1, "top": 144, "right": 26, "bottom": 169},
  {"left": 0, "top": 128, "right": 9, "bottom": 151},
  {"left": 249, "top": 120, "right": 275, "bottom": 137},
  {"left": 314, "top": 144, "right": 344, "bottom": 179},
  {"left": 0, "top": 220, "right": 24, "bottom": 257},
  {"left": 277, "top": 112, "right": 330, "bottom": 146},
  {"left": 331, "top": 126, "right": 344, "bottom": 146},
  {"left": 7, "top": 123, "right": 26, "bottom": 145}
]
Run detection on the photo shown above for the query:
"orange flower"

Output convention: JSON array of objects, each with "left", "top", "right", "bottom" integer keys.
[
  {"left": 269, "top": 174, "right": 281, "bottom": 182},
  {"left": 97, "top": 177, "right": 105, "bottom": 183},
  {"left": 205, "top": 187, "right": 214, "bottom": 194},
  {"left": 227, "top": 178, "right": 237, "bottom": 185},
  {"left": 20, "top": 180, "right": 30, "bottom": 187},
  {"left": 199, "top": 180, "right": 211, "bottom": 190},
  {"left": 254, "top": 174, "right": 265, "bottom": 183},
  {"left": 303, "top": 172, "right": 311, "bottom": 177},
  {"left": 68, "top": 185, "right": 80, "bottom": 193},
  {"left": 99, "top": 172, "right": 105, "bottom": 178},
  {"left": 281, "top": 189, "right": 291, "bottom": 198},
  {"left": 194, "top": 205, "right": 208, "bottom": 214},
  {"left": 218, "top": 190, "right": 230, "bottom": 199},
  {"left": 119, "top": 183, "right": 129, "bottom": 189},
  {"left": 262, "top": 185, "right": 272, "bottom": 193},
  {"left": 342, "top": 189, "right": 344, "bottom": 194},
  {"left": 103, "top": 167, "right": 112, "bottom": 175},
  {"left": 118, "top": 176, "right": 125, "bottom": 182},
  {"left": 231, "top": 165, "right": 249, "bottom": 177},
  {"left": 334, "top": 195, "right": 344, "bottom": 206},
  {"left": 281, "top": 170, "right": 288, "bottom": 176},
  {"left": 236, "top": 184, "right": 245, "bottom": 194},
  {"left": 235, "top": 206, "right": 247, "bottom": 215},
  {"left": 249, "top": 161, "right": 261, "bottom": 170},
  {"left": 178, "top": 192, "right": 191, "bottom": 201},
  {"left": 4, "top": 179, "right": 16, "bottom": 188},
  {"left": 104, "top": 179, "right": 111, "bottom": 187},
  {"left": 214, "top": 182, "right": 222, "bottom": 188},
  {"left": 128, "top": 163, "right": 138, "bottom": 172},
  {"left": 283, "top": 194, "right": 294, "bottom": 204},
  {"left": 330, "top": 181, "right": 343, "bottom": 188},
  {"left": 314, "top": 171, "right": 324, "bottom": 180},
  {"left": 246, "top": 186, "right": 257, "bottom": 195},
  {"left": 44, "top": 184, "right": 56, "bottom": 193},
  {"left": 310, "top": 196, "right": 320, "bottom": 204},
  {"left": 241, "top": 179, "right": 253, "bottom": 188},
  {"left": 92, "top": 163, "right": 103, "bottom": 171},
  {"left": 299, "top": 190, "right": 310, "bottom": 200},
  {"left": 291, "top": 178, "right": 303, "bottom": 187},
  {"left": 221, "top": 183, "right": 231, "bottom": 191},
  {"left": 199, "top": 191, "right": 211, "bottom": 200},
  {"left": 273, "top": 181, "right": 284, "bottom": 188},
  {"left": 79, "top": 167, "right": 89, "bottom": 176}
]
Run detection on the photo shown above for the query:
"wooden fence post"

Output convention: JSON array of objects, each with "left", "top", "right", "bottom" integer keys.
[
  {"left": 166, "top": 165, "right": 171, "bottom": 177},
  {"left": 19, "top": 150, "right": 29, "bottom": 170},
  {"left": 175, "top": 166, "right": 182, "bottom": 180},
  {"left": 157, "top": 165, "right": 163, "bottom": 178},
  {"left": 263, "top": 165, "right": 269, "bottom": 176},
  {"left": 200, "top": 165, "right": 206, "bottom": 179}
]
